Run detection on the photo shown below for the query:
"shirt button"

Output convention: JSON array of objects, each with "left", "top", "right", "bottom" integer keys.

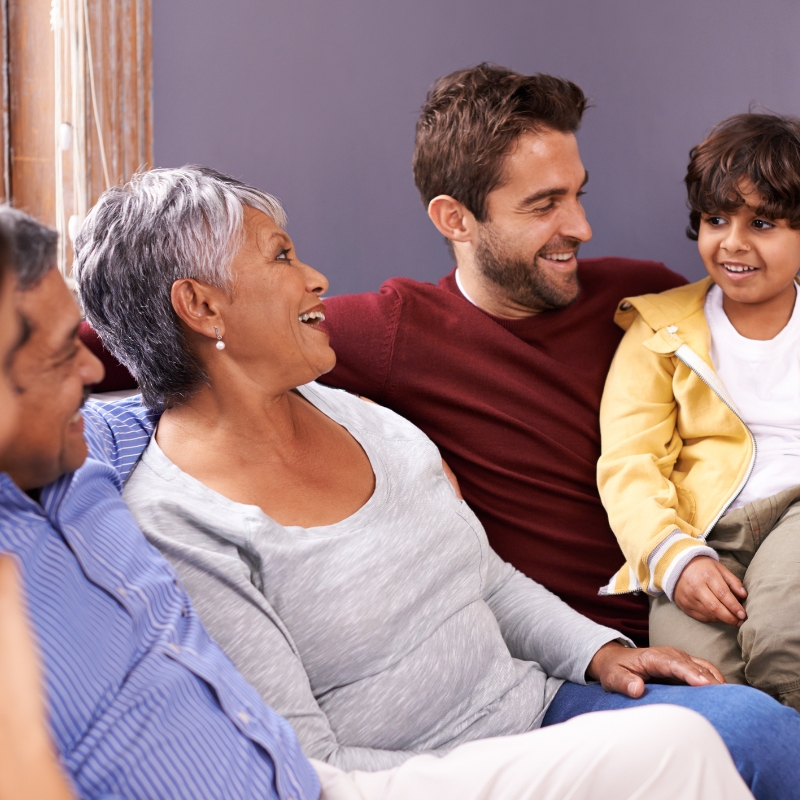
[
  {"left": 237, "top": 710, "right": 250, "bottom": 725},
  {"left": 173, "top": 579, "right": 180, "bottom": 588},
  {"left": 168, "top": 643, "right": 181, "bottom": 655},
  {"left": 619, "top": 301, "right": 632, "bottom": 311},
  {"left": 117, "top": 587, "right": 127, "bottom": 597},
  {"left": 181, "top": 607, "right": 187, "bottom": 617}
]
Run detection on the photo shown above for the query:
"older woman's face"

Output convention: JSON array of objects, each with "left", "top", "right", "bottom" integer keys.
[{"left": 222, "top": 207, "right": 334, "bottom": 388}]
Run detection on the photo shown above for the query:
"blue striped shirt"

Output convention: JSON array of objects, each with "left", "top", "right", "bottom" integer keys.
[{"left": 0, "top": 397, "right": 320, "bottom": 800}]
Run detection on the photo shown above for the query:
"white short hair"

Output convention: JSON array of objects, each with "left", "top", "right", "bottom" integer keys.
[{"left": 74, "top": 166, "right": 286, "bottom": 409}]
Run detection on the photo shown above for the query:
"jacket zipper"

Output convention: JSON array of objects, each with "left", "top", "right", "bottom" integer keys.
[{"left": 673, "top": 345, "right": 757, "bottom": 539}]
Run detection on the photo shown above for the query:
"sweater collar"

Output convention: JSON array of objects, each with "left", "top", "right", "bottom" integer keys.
[{"left": 441, "top": 268, "right": 578, "bottom": 332}]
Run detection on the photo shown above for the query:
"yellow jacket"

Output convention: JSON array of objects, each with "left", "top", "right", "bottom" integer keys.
[{"left": 597, "top": 277, "right": 756, "bottom": 598}]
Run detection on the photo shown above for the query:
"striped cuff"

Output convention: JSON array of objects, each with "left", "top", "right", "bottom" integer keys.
[{"left": 662, "top": 543, "right": 719, "bottom": 601}]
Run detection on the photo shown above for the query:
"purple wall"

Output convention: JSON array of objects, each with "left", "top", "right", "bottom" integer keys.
[{"left": 153, "top": 0, "right": 800, "bottom": 294}]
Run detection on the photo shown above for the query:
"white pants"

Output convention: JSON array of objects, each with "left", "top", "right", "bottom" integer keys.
[{"left": 311, "top": 705, "right": 752, "bottom": 800}]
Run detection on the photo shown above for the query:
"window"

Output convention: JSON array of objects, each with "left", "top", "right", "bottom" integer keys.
[{"left": 5, "top": 0, "right": 152, "bottom": 273}]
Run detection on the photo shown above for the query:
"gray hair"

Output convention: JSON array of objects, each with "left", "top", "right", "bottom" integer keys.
[
  {"left": 0, "top": 207, "right": 58, "bottom": 290},
  {"left": 74, "top": 165, "right": 287, "bottom": 410}
]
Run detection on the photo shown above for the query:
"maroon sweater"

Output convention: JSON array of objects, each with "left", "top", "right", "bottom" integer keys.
[{"left": 319, "top": 258, "right": 687, "bottom": 645}]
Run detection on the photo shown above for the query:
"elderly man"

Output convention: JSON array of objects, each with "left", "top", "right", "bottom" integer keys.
[
  {"left": 318, "top": 64, "right": 684, "bottom": 647},
  {"left": 0, "top": 207, "right": 760, "bottom": 799}
]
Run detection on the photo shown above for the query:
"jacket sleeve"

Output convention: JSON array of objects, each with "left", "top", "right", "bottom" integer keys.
[{"left": 597, "top": 315, "right": 717, "bottom": 597}]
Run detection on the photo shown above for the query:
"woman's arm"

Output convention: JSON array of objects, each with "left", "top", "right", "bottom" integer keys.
[{"left": 483, "top": 552, "right": 625, "bottom": 683}]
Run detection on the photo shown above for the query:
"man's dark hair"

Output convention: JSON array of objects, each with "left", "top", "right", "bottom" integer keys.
[
  {"left": 685, "top": 113, "right": 800, "bottom": 240},
  {"left": 0, "top": 207, "right": 58, "bottom": 290},
  {"left": 412, "top": 63, "right": 588, "bottom": 223},
  {"left": 0, "top": 223, "right": 11, "bottom": 291}
]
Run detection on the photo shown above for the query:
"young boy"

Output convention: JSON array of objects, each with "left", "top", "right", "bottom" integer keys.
[{"left": 597, "top": 113, "right": 800, "bottom": 712}]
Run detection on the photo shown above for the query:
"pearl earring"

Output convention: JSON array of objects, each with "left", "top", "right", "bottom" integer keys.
[{"left": 214, "top": 326, "right": 225, "bottom": 351}]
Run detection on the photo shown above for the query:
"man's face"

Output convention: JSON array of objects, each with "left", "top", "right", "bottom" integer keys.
[
  {"left": 0, "top": 269, "right": 104, "bottom": 490},
  {"left": 475, "top": 129, "right": 592, "bottom": 313}
]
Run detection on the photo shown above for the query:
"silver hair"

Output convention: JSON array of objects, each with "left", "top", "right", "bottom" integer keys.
[
  {"left": 0, "top": 206, "right": 59, "bottom": 290},
  {"left": 74, "top": 165, "right": 287, "bottom": 410}
]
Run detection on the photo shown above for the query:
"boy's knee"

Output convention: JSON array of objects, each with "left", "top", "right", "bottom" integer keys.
[{"left": 740, "top": 617, "right": 800, "bottom": 693}]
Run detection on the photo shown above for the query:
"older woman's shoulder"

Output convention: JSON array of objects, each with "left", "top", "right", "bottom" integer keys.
[{"left": 298, "top": 382, "right": 430, "bottom": 443}]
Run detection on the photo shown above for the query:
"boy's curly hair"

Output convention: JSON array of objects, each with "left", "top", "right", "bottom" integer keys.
[{"left": 685, "top": 112, "right": 800, "bottom": 240}]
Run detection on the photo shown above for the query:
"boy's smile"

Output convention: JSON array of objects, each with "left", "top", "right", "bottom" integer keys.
[{"left": 698, "top": 183, "right": 800, "bottom": 337}]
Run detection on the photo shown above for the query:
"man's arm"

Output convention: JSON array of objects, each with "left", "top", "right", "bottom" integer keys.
[
  {"left": 82, "top": 397, "right": 159, "bottom": 482},
  {"left": 319, "top": 287, "right": 402, "bottom": 402}
]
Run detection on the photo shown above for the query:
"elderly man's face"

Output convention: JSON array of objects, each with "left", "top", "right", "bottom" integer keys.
[
  {"left": 0, "top": 269, "right": 104, "bottom": 490},
  {"left": 0, "top": 272, "right": 21, "bottom": 454}
]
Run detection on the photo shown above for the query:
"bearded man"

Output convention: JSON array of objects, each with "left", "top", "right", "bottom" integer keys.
[{"left": 319, "top": 64, "right": 686, "bottom": 645}]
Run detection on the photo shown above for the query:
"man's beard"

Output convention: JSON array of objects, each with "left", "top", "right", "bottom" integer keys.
[{"left": 475, "top": 225, "right": 582, "bottom": 313}]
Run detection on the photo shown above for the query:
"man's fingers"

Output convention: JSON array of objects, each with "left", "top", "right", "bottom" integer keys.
[
  {"left": 600, "top": 666, "right": 645, "bottom": 698},
  {"left": 641, "top": 648, "right": 720, "bottom": 687},
  {"left": 688, "top": 655, "right": 725, "bottom": 685}
]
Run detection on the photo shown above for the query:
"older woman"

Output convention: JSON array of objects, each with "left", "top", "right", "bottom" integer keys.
[{"left": 75, "top": 167, "right": 795, "bottom": 797}]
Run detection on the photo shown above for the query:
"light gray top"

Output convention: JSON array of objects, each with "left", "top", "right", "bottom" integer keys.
[{"left": 124, "top": 383, "right": 625, "bottom": 771}]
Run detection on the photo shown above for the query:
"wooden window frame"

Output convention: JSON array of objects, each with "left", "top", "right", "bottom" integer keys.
[{"left": 3, "top": 0, "right": 152, "bottom": 272}]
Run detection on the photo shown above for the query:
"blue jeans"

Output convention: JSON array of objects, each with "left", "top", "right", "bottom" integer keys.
[{"left": 543, "top": 682, "right": 800, "bottom": 800}]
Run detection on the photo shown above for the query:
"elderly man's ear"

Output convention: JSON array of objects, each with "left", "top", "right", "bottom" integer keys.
[
  {"left": 427, "top": 196, "right": 478, "bottom": 247},
  {"left": 170, "top": 278, "right": 225, "bottom": 342}
]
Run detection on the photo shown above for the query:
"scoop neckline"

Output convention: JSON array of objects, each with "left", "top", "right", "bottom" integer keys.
[{"left": 140, "top": 382, "right": 389, "bottom": 537}]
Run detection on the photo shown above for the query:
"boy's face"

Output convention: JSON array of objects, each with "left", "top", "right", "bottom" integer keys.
[{"left": 698, "top": 183, "right": 800, "bottom": 308}]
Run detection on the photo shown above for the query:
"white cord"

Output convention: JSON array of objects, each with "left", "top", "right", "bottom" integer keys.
[
  {"left": 52, "top": 0, "right": 66, "bottom": 274},
  {"left": 83, "top": 0, "right": 111, "bottom": 192},
  {"left": 51, "top": 0, "right": 112, "bottom": 276}
]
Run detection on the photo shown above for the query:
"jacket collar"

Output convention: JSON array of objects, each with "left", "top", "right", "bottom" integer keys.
[{"left": 614, "top": 277, "right": 714, "bottom": 360}]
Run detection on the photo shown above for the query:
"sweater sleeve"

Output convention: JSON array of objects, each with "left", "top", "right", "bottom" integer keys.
[
  {"left": 319, "top": 287, "right": 402, "bottom": 403},
  {"left": 483, "top": 548, "right": 629, "bottom": 684},
  {"left": 597, "top": 315, "right": 717, "bottom": 596}
]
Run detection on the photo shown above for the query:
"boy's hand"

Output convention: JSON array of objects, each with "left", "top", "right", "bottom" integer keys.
[
  {"left": 587, "top": 641, "right": 724, "bottom": 698},
  {"left": 673, "top": 556, "right": 747, "bottom": 625}
]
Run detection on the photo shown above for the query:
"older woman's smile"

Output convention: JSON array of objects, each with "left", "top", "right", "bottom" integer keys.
[{"left": 299, "top": 305, "right": 326, "bottom": 325}]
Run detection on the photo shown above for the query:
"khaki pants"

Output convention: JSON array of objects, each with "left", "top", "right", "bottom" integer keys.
[
  {"left": 651, "top": 484, "right": 800, "bottom": 711},
  {"left": 312, "top": 705, "right": 751, "bottom": 800}
]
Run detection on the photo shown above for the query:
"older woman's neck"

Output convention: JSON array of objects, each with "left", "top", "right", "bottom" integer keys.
[{"left": 160, "top": 379, "right": 307, "bottom": 446}]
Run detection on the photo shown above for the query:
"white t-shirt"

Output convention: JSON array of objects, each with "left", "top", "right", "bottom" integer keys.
[{"left": 705, "top": 282, "right": 800, "bottom": 510}]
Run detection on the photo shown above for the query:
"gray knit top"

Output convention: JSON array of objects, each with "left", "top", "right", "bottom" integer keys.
[{"left": 123, "top": 382, "right": 624, "bottom": 771}]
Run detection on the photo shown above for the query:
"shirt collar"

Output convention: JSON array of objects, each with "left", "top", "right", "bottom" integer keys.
[
  {"left": 0, "top": 469, "right": 76, "bottom": 519},
  {"left": 454, "top": 268, "right": 480, "bottom": 307}
]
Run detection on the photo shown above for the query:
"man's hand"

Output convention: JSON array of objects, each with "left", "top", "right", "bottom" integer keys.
[
  {"left": 586, "top": 641, "right": 724, "bottom": 698},
  {"left": 673, "top": 556, "right": 747, "bottom": 625}
]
